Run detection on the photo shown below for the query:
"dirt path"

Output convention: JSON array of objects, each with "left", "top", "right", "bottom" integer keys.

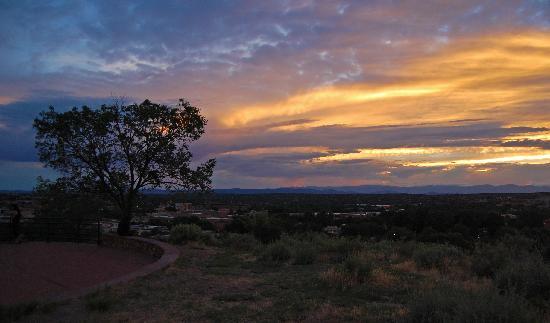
[{"left": 0, "top": 242, "right": 155, "bottom": 305}]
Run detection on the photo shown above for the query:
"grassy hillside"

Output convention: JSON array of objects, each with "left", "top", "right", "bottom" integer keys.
[{"left": 7, "top": 231, "right": 549, "bottom": 322}]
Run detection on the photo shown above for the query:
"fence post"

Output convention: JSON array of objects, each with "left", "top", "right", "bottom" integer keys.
[
  {"left": 47, "top": 220, "right": 50, "bottom": 242},
  {"left": 97, "top": 216, "right": 101, "bottom": 245},
  {"left": 76, "top": 220, "right": 80, "bottom": 243}
]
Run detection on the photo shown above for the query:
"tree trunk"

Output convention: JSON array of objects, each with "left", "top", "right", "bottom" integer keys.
[
  {"left": 117, "top": 194, "right": 135, "bottom": 236},
  {"left": 117, "top": 212, "right": 132, "bottom": 236}
]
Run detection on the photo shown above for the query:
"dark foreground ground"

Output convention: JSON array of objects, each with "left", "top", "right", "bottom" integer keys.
[
  {"left": 5, "top": 233, "right": 548, "bottom": 323},
  {"left": 0, "top": 242, "right": 155, "bottom": 305}
]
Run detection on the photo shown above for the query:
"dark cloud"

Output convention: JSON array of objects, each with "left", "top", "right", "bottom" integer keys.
[
  {"left": 0, "top": 95, "right": 114, "bottom": 162},
  {"left": 202, "top": 122, "right": 548, "bottom": 155},
  {"left": 501, "top": 139, "right": 550, "bottom": 149}
]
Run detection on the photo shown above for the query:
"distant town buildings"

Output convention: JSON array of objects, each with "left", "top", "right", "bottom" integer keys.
[
  {"left": 3, "top": 192, "right": 550, "bottom": 242},
  {"left": 500, "top": 213, "right": 518, "bottom": 219},
  {"left": 323, "top": 225, "right": 341, "bottom": 236}
]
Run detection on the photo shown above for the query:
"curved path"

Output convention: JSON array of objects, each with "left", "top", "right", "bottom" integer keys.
[{"left": 0, "top": 238, "right": 178, "bottom": 305}]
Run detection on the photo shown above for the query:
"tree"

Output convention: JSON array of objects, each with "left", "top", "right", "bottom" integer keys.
[{"left": 34, "top": 99, "right": 215, "bottom": 235}]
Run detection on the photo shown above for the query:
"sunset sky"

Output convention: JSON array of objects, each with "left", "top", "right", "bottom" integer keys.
[{"left": 0, "top": 0, "right": 549, "bottom": 190}]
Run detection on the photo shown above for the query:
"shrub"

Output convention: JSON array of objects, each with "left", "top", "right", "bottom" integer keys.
[
  {"left": 320, "top": 254, "right": 373, "bottom": 289},
  {"left": 220, "top": 233, "right": 259, "bottom": 251},
  {"left": 0, "top": 302, "right": 38, "bottom": 322},
  {"left": 455, "top": 289, "right": 539, "bottom": 323},
  {"left": 342, "top": 254, "right": 373, "bottom": 283},
  {"left": 171, "top": 216, "right": 215, "bottom": 231},
  {"left": 259, "top": 242, "right": 292, "bottom": 263},
  {"left": 406, "top": 288, "right": 455, "bottom": 322},
  {"left": 199, "top": 232, "right": 219, "bottom": 246},
  {"left": 335, "top": 237, "right": 365, "bottom": 259},
  {"left": 293, "top": 245, "right": 318, "bottom": 265},
  {"left": 500, "top": 234, "right": 537, "bottom": 253},
  {"left": 309, "top": 234, "right": 344, "bottom": 253},
  {"left": 543, "top": 246, "right": 550, "bottom": 263},
  {"left": 169, "top": 224, "right": 203, "bottom": 244},
  {"left": 319, "top": 267, "right": 357, "bottom": 290},
  {"left": 419, "top": 230, "right": 471, "bottom": 249},
  {"left": 386, "top": 226, "right": 415, "bottom": 241},
  {"left": 495, "top": 256, "right": 550, "bottom": 302},
  {"left": 341, "top": 221, "right": 385, "bottom": 238},
  {"left": 406, "top": 287, "right": 539, "bottom": 323},
  {"left": 85, "top": 292, "right": 116, "bottom": 312},
  {"left": 251, "top": 215, "right": 282, "bottom": 243},
  {"left": 471, "top": 243, "right": 511, "bottom": 277},
  {"left": 369, "top": 240, "right": 421, "bottom": 261},
  {"left": 412, "top": 244, "right": 461, "bottom": 270},
  {"left": 397, "top": 241, "right": 418, "bottom": 259},
  {"left": 225, "top": 216, "right": 253, "bottom": 234}
]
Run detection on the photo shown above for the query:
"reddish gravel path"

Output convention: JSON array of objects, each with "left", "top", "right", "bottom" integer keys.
[{"left": 0, "top": 242, "right": 155, "bottom": 305}]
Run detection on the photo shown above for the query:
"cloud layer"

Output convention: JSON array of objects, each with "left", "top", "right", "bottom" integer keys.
[{"left": 0, "top": 0, "right": 549, "bottom": 189}]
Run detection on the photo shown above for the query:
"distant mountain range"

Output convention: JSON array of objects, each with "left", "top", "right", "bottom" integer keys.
[
  {"left": 3, "top": 184, "right": 550, "bottom": 195},
  {"left": 214, "top": 184, "right": 550, "bottom": 195}
]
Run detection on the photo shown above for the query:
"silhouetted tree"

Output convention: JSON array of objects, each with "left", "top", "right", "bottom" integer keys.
[{"left": 34, "top": 99, "right": 215, "bottom": 235}]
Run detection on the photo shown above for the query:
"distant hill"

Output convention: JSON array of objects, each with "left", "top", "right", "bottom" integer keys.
[
  {"left": 4, "top": 185, "right": 550, "bottom": 195},
  {"left": 214, "top": 184, "right": 550, "bottom": 195}
]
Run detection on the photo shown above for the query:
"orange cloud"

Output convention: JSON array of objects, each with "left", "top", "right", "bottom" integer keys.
[
  {"left": 222, "top": 31, "right": 550, "bottom": 129},
  {"left": 308, "top": 146, "right": 550, "bottom": 167},
  {"left": 214, "top": 30, "right": 550, "bottom": 175}
]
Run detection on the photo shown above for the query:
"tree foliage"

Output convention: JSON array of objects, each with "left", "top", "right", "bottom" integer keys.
[{"left": 34, "top": 99, "right": 215, "bottom": 235}]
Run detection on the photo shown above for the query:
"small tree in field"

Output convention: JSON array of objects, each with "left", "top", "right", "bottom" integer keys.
[{"left": 34, "top": 99, "right": 215, "bottom": 235}]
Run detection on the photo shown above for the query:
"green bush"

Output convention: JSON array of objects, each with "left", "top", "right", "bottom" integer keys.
[
  {"left": 169, "top": 224, "right": 203, "bottom": 244},
  {"left": 406, "top": 287, "right": 539, "bottom": 323},
  {"left": 495, "top": 256, "right": 550, "bottom": 302},
  {"left": 412, "top": 244, "right": 462, "bottom": 270},
  {"left": 259, "top": 242, "right": 292, "bottom": 263},
  {"left": 293, "top": 245, "right": 318, "bottom": 265}
]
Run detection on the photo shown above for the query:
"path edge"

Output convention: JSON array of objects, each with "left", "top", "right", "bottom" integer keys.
[{"left": 41, "top": 236, "right": 179, "bottom": 304}]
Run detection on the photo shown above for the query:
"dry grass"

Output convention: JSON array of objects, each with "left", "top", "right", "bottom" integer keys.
[
  {"left": 316, "top": 253, "right": 333, "bottom": 263},
  {"left": 302, "top": 303, "right": 349, "bottom": 322},
  {"left": 442, "top": 262, "right": 471, "bottom": 280},
  {"left": 319, "top": 267, "right": 359, "bottom": 289},
  {"left": 16, "top": 238, "right": 547, "bottom": 322},
  {"left": 392, "top": 260, "right": 416, "bottom": 273},
  {"left": 460, "top": 277, "right": 492, "bottom": 292},
  {"left": 371, "top": 268, "right": 398, "bottom": 288}
]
